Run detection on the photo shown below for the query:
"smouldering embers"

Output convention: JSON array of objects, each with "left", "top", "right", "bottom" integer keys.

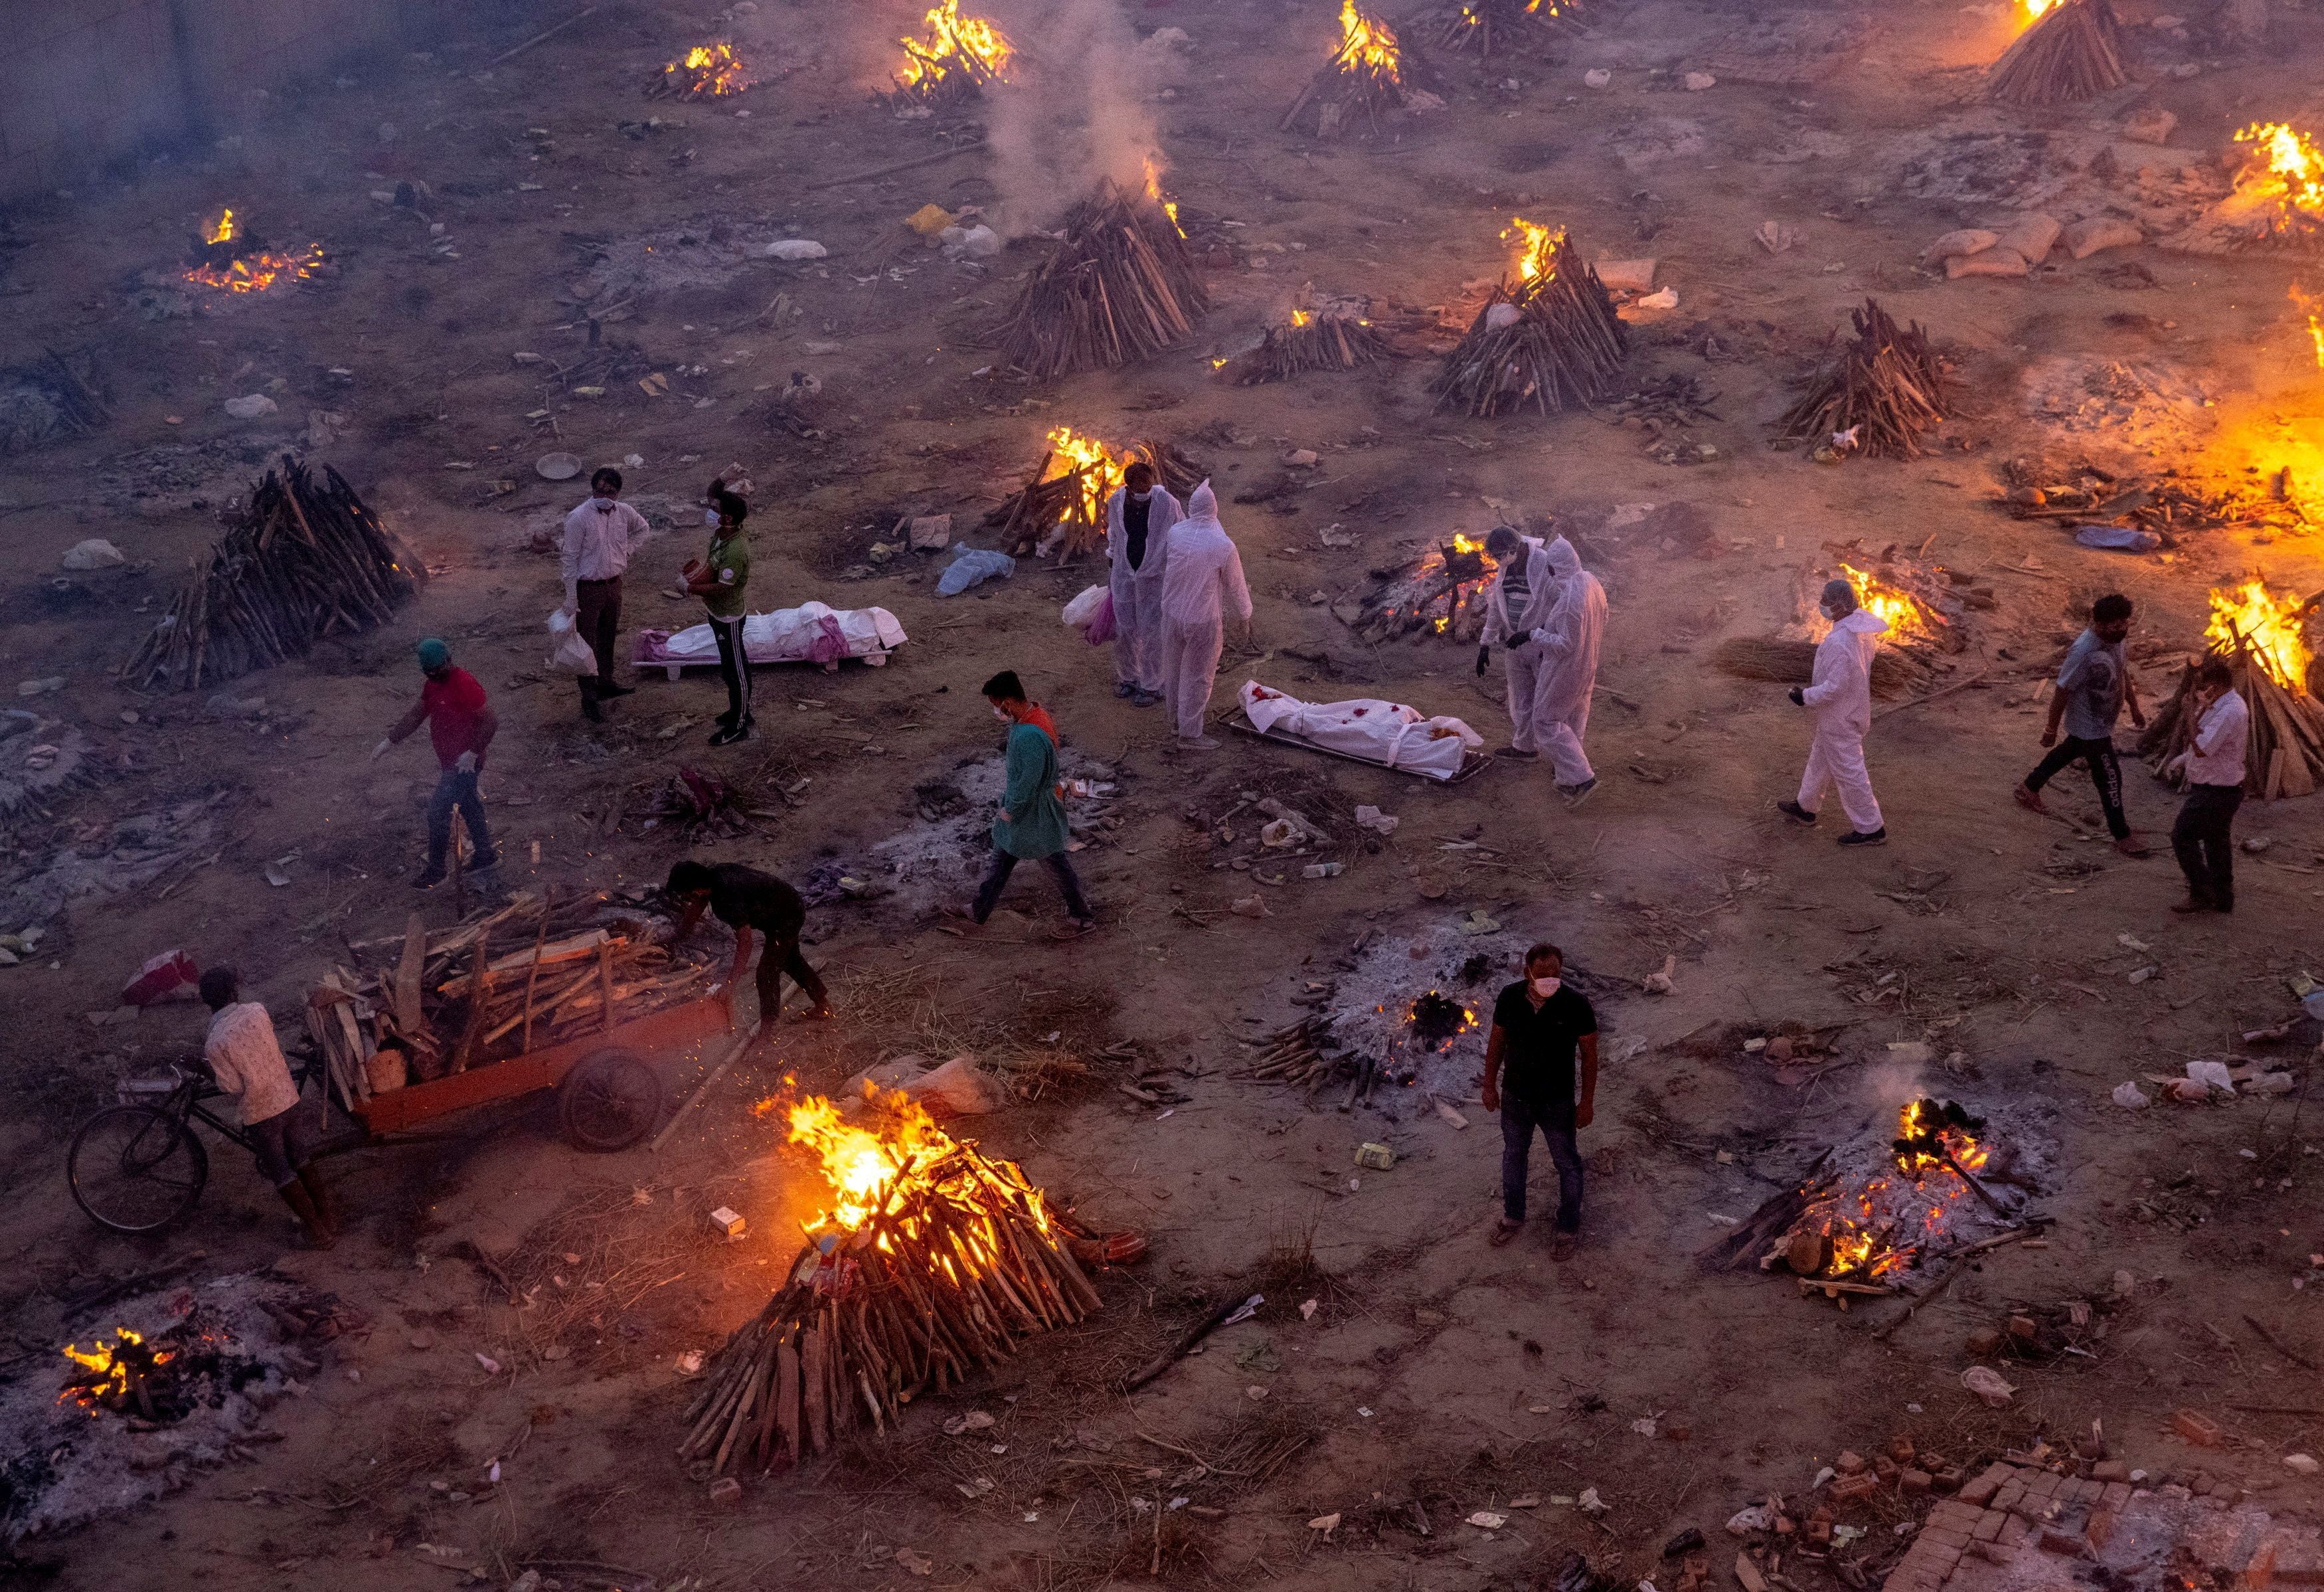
[
  {"left": 183, "top": 209, "right": 323, "bottom": 295},
  {"left": 1789, "top": 1099, "right": 1997, "bottom": 1282}
]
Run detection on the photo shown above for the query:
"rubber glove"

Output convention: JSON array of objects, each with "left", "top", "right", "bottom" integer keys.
[
  {"left": 371, "top": 737, "right": 393, "bottom": 762},
  {"left": 454, "top": 750, "right": 479, "bottom": 774},
  {"left": 1475, "top": 644, "right": 1489, "bottom": 678},
  {"left": 1788, "top": 687, "right": 1806, "bottom": 707}
]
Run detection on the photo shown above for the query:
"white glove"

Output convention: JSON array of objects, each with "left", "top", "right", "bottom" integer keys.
[
  {"left": 1528, "top": 627, "right": 1551, "bottom": 646},
  {"left": 371, "top": 737, "right": 393, "bottom": 762},
  {"left": 455, "top": 750, "right": 479, "bottom": 774}
]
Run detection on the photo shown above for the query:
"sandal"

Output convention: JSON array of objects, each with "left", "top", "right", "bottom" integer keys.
[{"left": 1489, "top": 1218, "right": 1523, "bottom": 1247}]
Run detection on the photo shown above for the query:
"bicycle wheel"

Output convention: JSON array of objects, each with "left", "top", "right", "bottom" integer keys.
[
  {"left": 68, "top": 1106, "right": 210, "bottom": 1233},
  {"left": 558, "top": 1049, "right": 661, "bottom": 1152}
]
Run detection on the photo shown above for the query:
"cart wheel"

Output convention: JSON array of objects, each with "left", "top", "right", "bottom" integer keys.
[
  {"left": 558, "top": 1048, "right": 661, "bottom": 1152},
  {"left": 68, "top": 1106, "right": 210, "bottom": 1233}
]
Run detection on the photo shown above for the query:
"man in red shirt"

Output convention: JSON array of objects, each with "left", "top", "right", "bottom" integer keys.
[{"left": 372, "top": 638, "right": 501, "bottom": 887}]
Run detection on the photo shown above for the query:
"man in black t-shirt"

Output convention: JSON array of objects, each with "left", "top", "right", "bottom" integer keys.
[
  {"left": 667, "top": 860, "right": 833, "bottom": 1033},
  {"left": 1480, "top": 942, "right": 1599, "bottom": 1255}
]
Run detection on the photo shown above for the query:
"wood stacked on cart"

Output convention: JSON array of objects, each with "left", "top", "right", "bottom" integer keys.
[
  {"left": 1987, "top": 0, "right": 2124, "bottom": 106},
  {"left": 306, "top": 893, "right": 708, "bottom": 1106},
  {"left": 983, "top": 439, "right": 1204, "bottom": 559},
  {"left": 1774, "top": 300, "right": 1948, "bottom": 460},
  {"left": 1222, "top": 315, "right": 1399, "bottom": 385},
  {"left": 682, "top": 1145, "right": 1102, "bottom": 1477},
  {"left": 994, "top": 179, "right": 1209, "bottom": 380},
  {"left": 121, "top": 458, "right": 422, "bottom": 691},
  {"left": 2141, "top": 638, "right": 2324, "bottom": 800},
  {"left": 1430, "top": 234, "right": 1629, "bottom": 416}
]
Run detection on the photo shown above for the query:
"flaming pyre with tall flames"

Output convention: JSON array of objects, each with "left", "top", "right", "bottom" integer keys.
[
  {"left": 2142, "top": 576, "right": 2324, "bottom": 800},
  {"left": 1987, "top": 0, "right": 2123, "bottom": 105},
  {"left": 679, "top": 1088, "right": 1105, "bottom": 1478},
  {"left": 648, "top": 41, "right": 750, "bottom": 99},
  {"left": 890, "top": 0, "right": 1014, "bottom": 109},
  {"left": 1282, "top": 1, "right": 1432, "bottom": 139},
  {"left": 981, "top": 426, "right": 1204, "bottom": 560},
  {"left": 1432, "top": 219, "right": 1629, "bottom": 416},
  {"left": 994, "top": 175, "right": 1209, "bottom": 380},
  {"left": 1713, "top": 551, "right": 1981, "bottom": 701},
  {"left": 183, "top": 209, "right": 324, "bottom": 296}
]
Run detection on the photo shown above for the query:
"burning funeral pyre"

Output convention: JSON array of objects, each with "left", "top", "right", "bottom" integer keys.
[
  {"left": 183, "top": 208, "right": 324, "bottom": 296},
  {"left": 1987, "top": 0, "right": 2123, "bottom": 106},
  {"left": 1348, "top": 533, "right": 1503, "bottom": 644},
  {"left": 1221, "top": 308, "right": 1399, "bottom": 386},
  {"left": 2169, "top": 122, "right": 2324, "bottom": 255},
  {"left": 649, "top": 41, "right": 750, "bottom": 99},
  {"left": 2142, "top": 577, "right": 2324, "bottom": 800},
  {"left": 1997, "top": 456, "right": 2311, "bottom": 543},
  {"left": 1704, "top": 1099, "right": 2048, "bottom": 1308},
  {"left": 681, "top": 1089, "right": 1102, "bottom": 1478},
  {"left": 1282, "top": 1, "right": 1431, "bottom": 139},
  {"left": 981, "top": 426, "right": 1203, "bottom": 559},
  {"left": 890, "top": 0, "right": 1013, "bottom": 110},
  {"left": 1420, "top": 0, "right": 1580, "bottom": 58},
  {"left": 1774, "top": 300, "right": 1948, "bottom": 460},
  {"left": 119, "top": 458, "right": 422, "bottom": 691},
  {"left": 1712, "top": 555, "right": 1983, "bottom": 700},
  {"left": 1432, "top": 221, "right": 1628, "bottom": 417},
  {"left": 995, "top": 177, "right": 1208, "bottom": 380}
]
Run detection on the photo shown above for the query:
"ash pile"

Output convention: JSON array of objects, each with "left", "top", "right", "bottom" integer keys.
[{"left": 2, "top": 1274, "right": 357, "bottom": 1542}]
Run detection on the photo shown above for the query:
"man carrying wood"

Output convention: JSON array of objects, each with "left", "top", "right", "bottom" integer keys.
[
  {"left": 665, "top": 860, "right": 832, "bottom": 1029},
  {"left": 1778, "top": 579, "right": 1888, "bottom": 847},
  {"left": 560, "top": 466, "right": 654, "bottom": 723},
  {"left": 1104, "top": 462, "right": 1181, "bottom": 707},
  {"left": 1481, "top": 944, "right": 1598, "bottom": 1257},
  {"left": 2014, "top": 593, "right": 2149, "bottom": 855},
  {"left": 1156, "top": 482, "right": 1252, "bottom": 751},
  {"left": 372, "top": 639, "right": 500, "bottom": 889},
  {"left": 200, "top": 968, "right": 337, "bottom": 1249},
  {"left": 2166, "top": 657, "right": 2248, "bottom": 915}
]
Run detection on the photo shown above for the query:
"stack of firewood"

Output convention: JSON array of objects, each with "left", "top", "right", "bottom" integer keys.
[
  {"left": 1222, "top": 315, "right": 1398, "bottom": 385},
  {"left": 1241, "top": 1016, "right": 1346, "bottom": 1089},
  {"left": 1282, "top": 4, "right": 1428, "bottom": 139},
  {"left": 0, "top": 349, "right": 108, "bottom": 454},
  {"left": 681, "top": 1144, "right": 1102, "bottom": 1476},
  {"left": 121, "top": 458, "right": 422, "bottom": 691},
  {"left": 2142, "top": 640, "right": 2324, "bottom": 800},
  {"left": 1775, "top": 300, "right": 1948, "bottom": 460},
  {"left": 995, "top": 179, "right": 1208, "bottom": 379},
  {"left": 1421, "top": 0, "right": 1578, "bottom": 57},
  {"left": 982, "top": 439, "right": 1203, "bottom": 559},
  {"left": 1431, "top": 233, "right": 1629, "bottom": 416},
  {"left": 1988, "top": 0, "right": 2124, "bottom": 106}
]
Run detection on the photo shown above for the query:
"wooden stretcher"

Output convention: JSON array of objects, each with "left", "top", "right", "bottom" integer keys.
[{"left": 1220, "top": 710, "right": 1496, "bottom": 784}]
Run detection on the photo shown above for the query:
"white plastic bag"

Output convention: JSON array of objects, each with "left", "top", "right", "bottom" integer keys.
[
  {"left": 548, "top": 608, "right": 597, "bottom": 675},
  {"left": 1062, "top": 584, "right": 1108, "bottom": 630},
  {"left": 2112, "top": 1081, "right": 2151, "bottom": 1110}
]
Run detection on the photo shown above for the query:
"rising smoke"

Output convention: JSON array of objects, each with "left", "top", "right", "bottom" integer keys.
[{"left": 981, "top": 0, "right": 1163, "bottom": 234}]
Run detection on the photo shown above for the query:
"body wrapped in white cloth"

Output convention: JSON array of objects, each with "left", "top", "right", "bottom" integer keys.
[
  {"left": 1238, "top": 680, "right": 1483, "bottom": 781},
  {"left": 633, "top": 602, "right": 907, "bottom": 673}
]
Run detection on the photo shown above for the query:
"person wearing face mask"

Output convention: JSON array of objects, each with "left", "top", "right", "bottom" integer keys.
[
  {"left": 1476, "top": 524, "right": 1558, "bottom": 759},
  {"left": 1480, "top": 943, "right": 1598, "bottom": 1255},
  {"left": 946, "top": 671, "right": 1094, "bottom": 932},
  {"left": 1530, "top": 535, "right": 1608, "bottom": 806},
  {"left": 1155, "top": 481, "right": 1252, "bottom": 751},
  {"left": 1778, "top": 577, "right": 1889, "bottom": 847},
  {"left": 371, "top": 639, "right": 499, "bottom": 888},
  {"left": 681, "top": 482, "right": 754, "bottom": 746},
  {"left": 1104, "top": 462, "right": 1183, "bottom": 707},
  {"left": 560, "top": 466, "right": 655, "bottom": 723}
]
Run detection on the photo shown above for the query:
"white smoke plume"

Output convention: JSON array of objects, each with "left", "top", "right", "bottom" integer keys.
[{"left": 981, "top": 0, "right": 1163, "bottom": 234}]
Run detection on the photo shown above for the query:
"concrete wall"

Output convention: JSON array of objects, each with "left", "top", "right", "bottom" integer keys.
[{"left": 0, "top": 0, "right": 457, "bottom": 202}]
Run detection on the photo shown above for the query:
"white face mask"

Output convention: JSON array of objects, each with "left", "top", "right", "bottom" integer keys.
[
  {"left": 1130, "top": 489, "right": 1151, "bottom": 501},
  {"left": 1819, "top": 605, "right": 1840, "bottom": 624},
  {"left": 591, "top": 495, "right": 615, "bottom": 511},
  {"left": 704, "top": 508, "right": 722, "bottom": 527},
  {"left": 1531, "top": 976, "right": 1561, "bottom": 998},
  {"left": 992, "top": 706, "right": 1010, "bottom": 722}
]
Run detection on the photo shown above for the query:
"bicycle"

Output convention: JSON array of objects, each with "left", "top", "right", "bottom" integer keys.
[{"left": 66, "top": 1055, "right": 337, "bottom": 1236}]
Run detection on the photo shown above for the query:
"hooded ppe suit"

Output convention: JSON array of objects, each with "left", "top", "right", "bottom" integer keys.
[
  {"left": 1797, "top": 608, "right": 1888, "bottom": 832},
  {"left": 1104, "top": 483, "right": 1183, "bottom": 694},
  {"left": 1156, "top": 482, "right": 1252, "bottom": 740}
]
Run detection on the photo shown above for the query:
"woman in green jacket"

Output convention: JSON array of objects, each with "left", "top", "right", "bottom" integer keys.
[{"left": 965, "top": 671, "right": 1094, "bottom": 931}]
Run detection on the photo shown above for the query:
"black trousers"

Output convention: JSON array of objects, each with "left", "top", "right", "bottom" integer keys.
[
  {"left": 2025, "top": 734, "right": 2129, "bottom": 840},
  {"left": 2171, "top": 782, "right": 2243, "bottom": 910},
  {"left": 754, "top": 932, "right": 827, "bottom": 1021},
  {"left": 710, "top": 613, "right": 753, "bottom": 726},
  {"left": 574, "top": 576, "right": 622, "bottom": 703},
  {"left": 971, "top": 847, "right": 1092, "bottom": 923}
]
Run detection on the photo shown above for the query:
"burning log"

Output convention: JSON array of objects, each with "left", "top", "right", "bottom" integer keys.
[
  {"left": 2167, "top": 122, "right": 2324, "bottom": 255},
  {"left": 2141, "top": 578, "right": 2324, "bottom": 800},
  {"left": 1987, "top": 0, "right": 2125, "bottom": 106},
  {"left": 1997, "top": 458, "right": 2303, "bottom": 539},
  {"left": 1774, "top": 300, "right": 1948, "bottom": 460},
  {"left": 981, "top": 428, "right": 1204, "bottom": 559},
  {"left": 994, "top": 177, "right": 1208, "bottom": 380},
  {"left": 1282, "top": 1, "right": 1432, "bottom": 139},
  {"left": 683, "top": 1092, "right": 1102, "bottom": 1476},
  {"left": 888, "top": 0, "right": 1013, "bottom": 110},
  {"left": 1420, "top": 0, "right": 1582, "bottom": 58},
  {"left": 1351, "top": 533, "right": 1503, "bottom": 644},
  {"left": 647, "top": 42, "right": 749, "bottom": 99},
  {"left": 183, "top": 208, "right": 325, "bottom": 296},
  {"left": 1222, "top": 311, "right": 1400, "bottom": 385},
  {"left": 1431, "top": 222, "right": 1629, "bottom": 417},
  {"left": 120, "top": 458, "right": 422, "bottom": 692}
]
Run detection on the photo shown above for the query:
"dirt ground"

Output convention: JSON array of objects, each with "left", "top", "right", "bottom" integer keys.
[{"left": 3, "top": 0, "right": 2323, "bottom": 1587}]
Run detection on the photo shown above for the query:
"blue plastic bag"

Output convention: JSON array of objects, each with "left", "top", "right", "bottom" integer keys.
[
  {"left": 2072, "top": 524, "right": 2161, "bottom": 553},
  {"left": 936, "top": 546, "right": 1017, "bottom": 596}
]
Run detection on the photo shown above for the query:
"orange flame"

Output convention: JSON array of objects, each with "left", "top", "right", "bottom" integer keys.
[
  {"left": 662, "top": 41, "right": 748, "bottom": 96},
  {"left": 896, "top": 0, "right": 1014, "bottom": 91},
  {"left": 1291, "top": 308, "right": 1315, "bottom": 327},
  {"left": 1837, "top": 563, "right": 1938, "bottom": 645},
  {"left": 1503, "top": 217, "right": 1562, "bottom": 286},
  {"left": 185, "top": 209, "right": 323, "bottom": 295},
  {"left": 1895, "top": 1099, "right": 1987, "bottom": 1176},
  {"left": 60, "top": 1328, "right": 170, "bottom": 1409},
  {"left": 2235, "top": 122, "right": 2324, "bottom": 216},
  {"left": 203, "top": 208, "right": 236, "bottom": 246},
  {"left": 2021, "top": 0, "right": 2060, "bottom": 20},
  {"left": 2207, "top": 576, "right": 2314, "bottom": 693},
  {"left": 786, "top": 1090, "right": 954, "bottom": 1234},
  {"left": 1333, "top": 0, "right": 1402, "bottom": 81},
  {"left": 1142, "top": 157, "right": 1185, "bottom": 238},
  {"left": 1042, "top": 425, "right": 1131, "bottom": 528}
]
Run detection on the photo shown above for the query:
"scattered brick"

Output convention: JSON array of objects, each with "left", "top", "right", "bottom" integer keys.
[
  {"left": 2176, "top": 1409, "right": 2227, "bottom": 1448},
  {"left": 707, "top": 1476, "right": 742, "bottom": 1504},
  {"left": 1876, "top": 1455, "right": 1901, "bottom": 1482},
  {"left": 2009, "top": 1314, "right": 2040, "bottom": 1340},
  {"left": 2089, "top": 1509, "right": 2117, "bottom": 1551},
  {"left": 1832, "top": 1474, "right": 1880, "bottom": 1502},
  {"left": 1837, "top": 1451, "right": 1868, "bottom": 1475},
  {"left": 1892, "top": 1436, "right": 1918, "bottom": 1464},
  {"left": 1974, "top": 1514, "right": 2006, "bottom": 1543},
  {"left": 2103, "top": 1483, "right": 2134, "bottom": 1512},
  {"left": 1934, "top": 1466, "right": 1967, "bottom": 1496},
  {"left": 2094, "top": 1460, "right": 2131, "bottom": 1483},
  {"left": 2039, "top": 1528, "right": 2091, "bottom": 1557}
]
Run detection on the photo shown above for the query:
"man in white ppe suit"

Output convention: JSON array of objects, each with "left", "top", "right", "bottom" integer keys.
[
  {"left": 1156, "top": 481, "right": 1252, "bottom": 750},
  {"left": 1102, "top": 462, "right": 1183, "bottom": 707},
  {"left": 1478, "top": 527, "right": 1604, "bottom": 805},
  {"left": 1778, "top": 577, "right": 1888, "bottom": 846}
]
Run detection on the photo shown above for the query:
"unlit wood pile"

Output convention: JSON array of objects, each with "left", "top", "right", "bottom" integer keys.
[
  {"left": 121, "top": 459, "right": 421, "bottom": 691},
  {"left": 2141, "top": 642, "right": 2324, "bottom": 800},
  {"left": 1431, "top": 238, "right": 1628, "bottom": 416},
  {"left": 1712, "top": 636, "right": 1926, "bottom": 700},
  {"left": 0, "top": 349, "right": 108, "bottom": 454},
  {"left": 995, "top": 180, "right": 1208, "bottom": 380},
  {"left": 307, "top": 893, "right": 706, "bottom": 1105},
  {"left": 682, "top": 1146, "right": 1102, "bottom": 1476},
  {"left": 1774, "top": 300, "right": 1947, "bottom": 460},
  {"left": 1282, "top": 7, "right": 1424, "bottom": 137},
  {"left": 1422, "top": 0, "right": 1573, "bottom": 56},
  {"left": 1224, "top": 315, "right": 1398, "bottom": 385},
  {"left": 1987, "top": 0, "right": 2124, "bottom": 106},
  {"left": 983, "top": 440, "right": 1203, "bottom": 559},
  {"left": 1242, "top": 1016, "right": 1347, "bottom": 1089}
]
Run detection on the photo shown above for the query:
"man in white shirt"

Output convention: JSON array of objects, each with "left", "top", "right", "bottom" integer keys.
[
  {"left": 560, "top": 466, "right": 654, "bottom": 723},
  {"left": 201, "top": 968, "right": 336, "bottom": 1247},
  {"left": 1778, "top": 578, "right": 1890, "bottom": 846},
  {"left": 1155, "top": 482, "right": 1252, "bottom": 750},
  {"left": 2168, "top": 657, "right": 2248, "bottom": 915}
]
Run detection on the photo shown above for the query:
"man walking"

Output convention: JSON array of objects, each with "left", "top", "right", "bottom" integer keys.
[
  {"left": 200, "top": 968, "right": 336, "bottom": 1249},
  {"left": 1480, "top": 943, "right": 1598, "bottom": 1257},
  {"left": 683, "top": 482, "right": 754, "bottom": 745},
  {"left": 2015, "top": 593, "right": 2148, "bottom": 855},
  {"left": 2167, "top": 657, "right": 2248, "bottom": 915},
  {"left": 1104, "top": 462, "right": 1182, "bottom": 706},
  {"left": 1533, "top": 537, "right": 1608, "bottom": 807},
  {"left": 372, "top": 639, "right": 499, "bottom": 888},
  {"left": 560, "top": 466, "right": 653, "bottom": 723},
  {"left": 1155, "top": 482, "right": 1252, "bottom": 751},
  {"left": 950, "top": 671, "right": 1094, "bottom": 932},
  {"left": 666, "top": 860, "right": 832, "bottom": 1029},
  {"left": 1477, "top": 525, "right": 1558, "bottom": 758},
  {"left": 1778, "top": 578, "right": 1889, "bottom": 846}
]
